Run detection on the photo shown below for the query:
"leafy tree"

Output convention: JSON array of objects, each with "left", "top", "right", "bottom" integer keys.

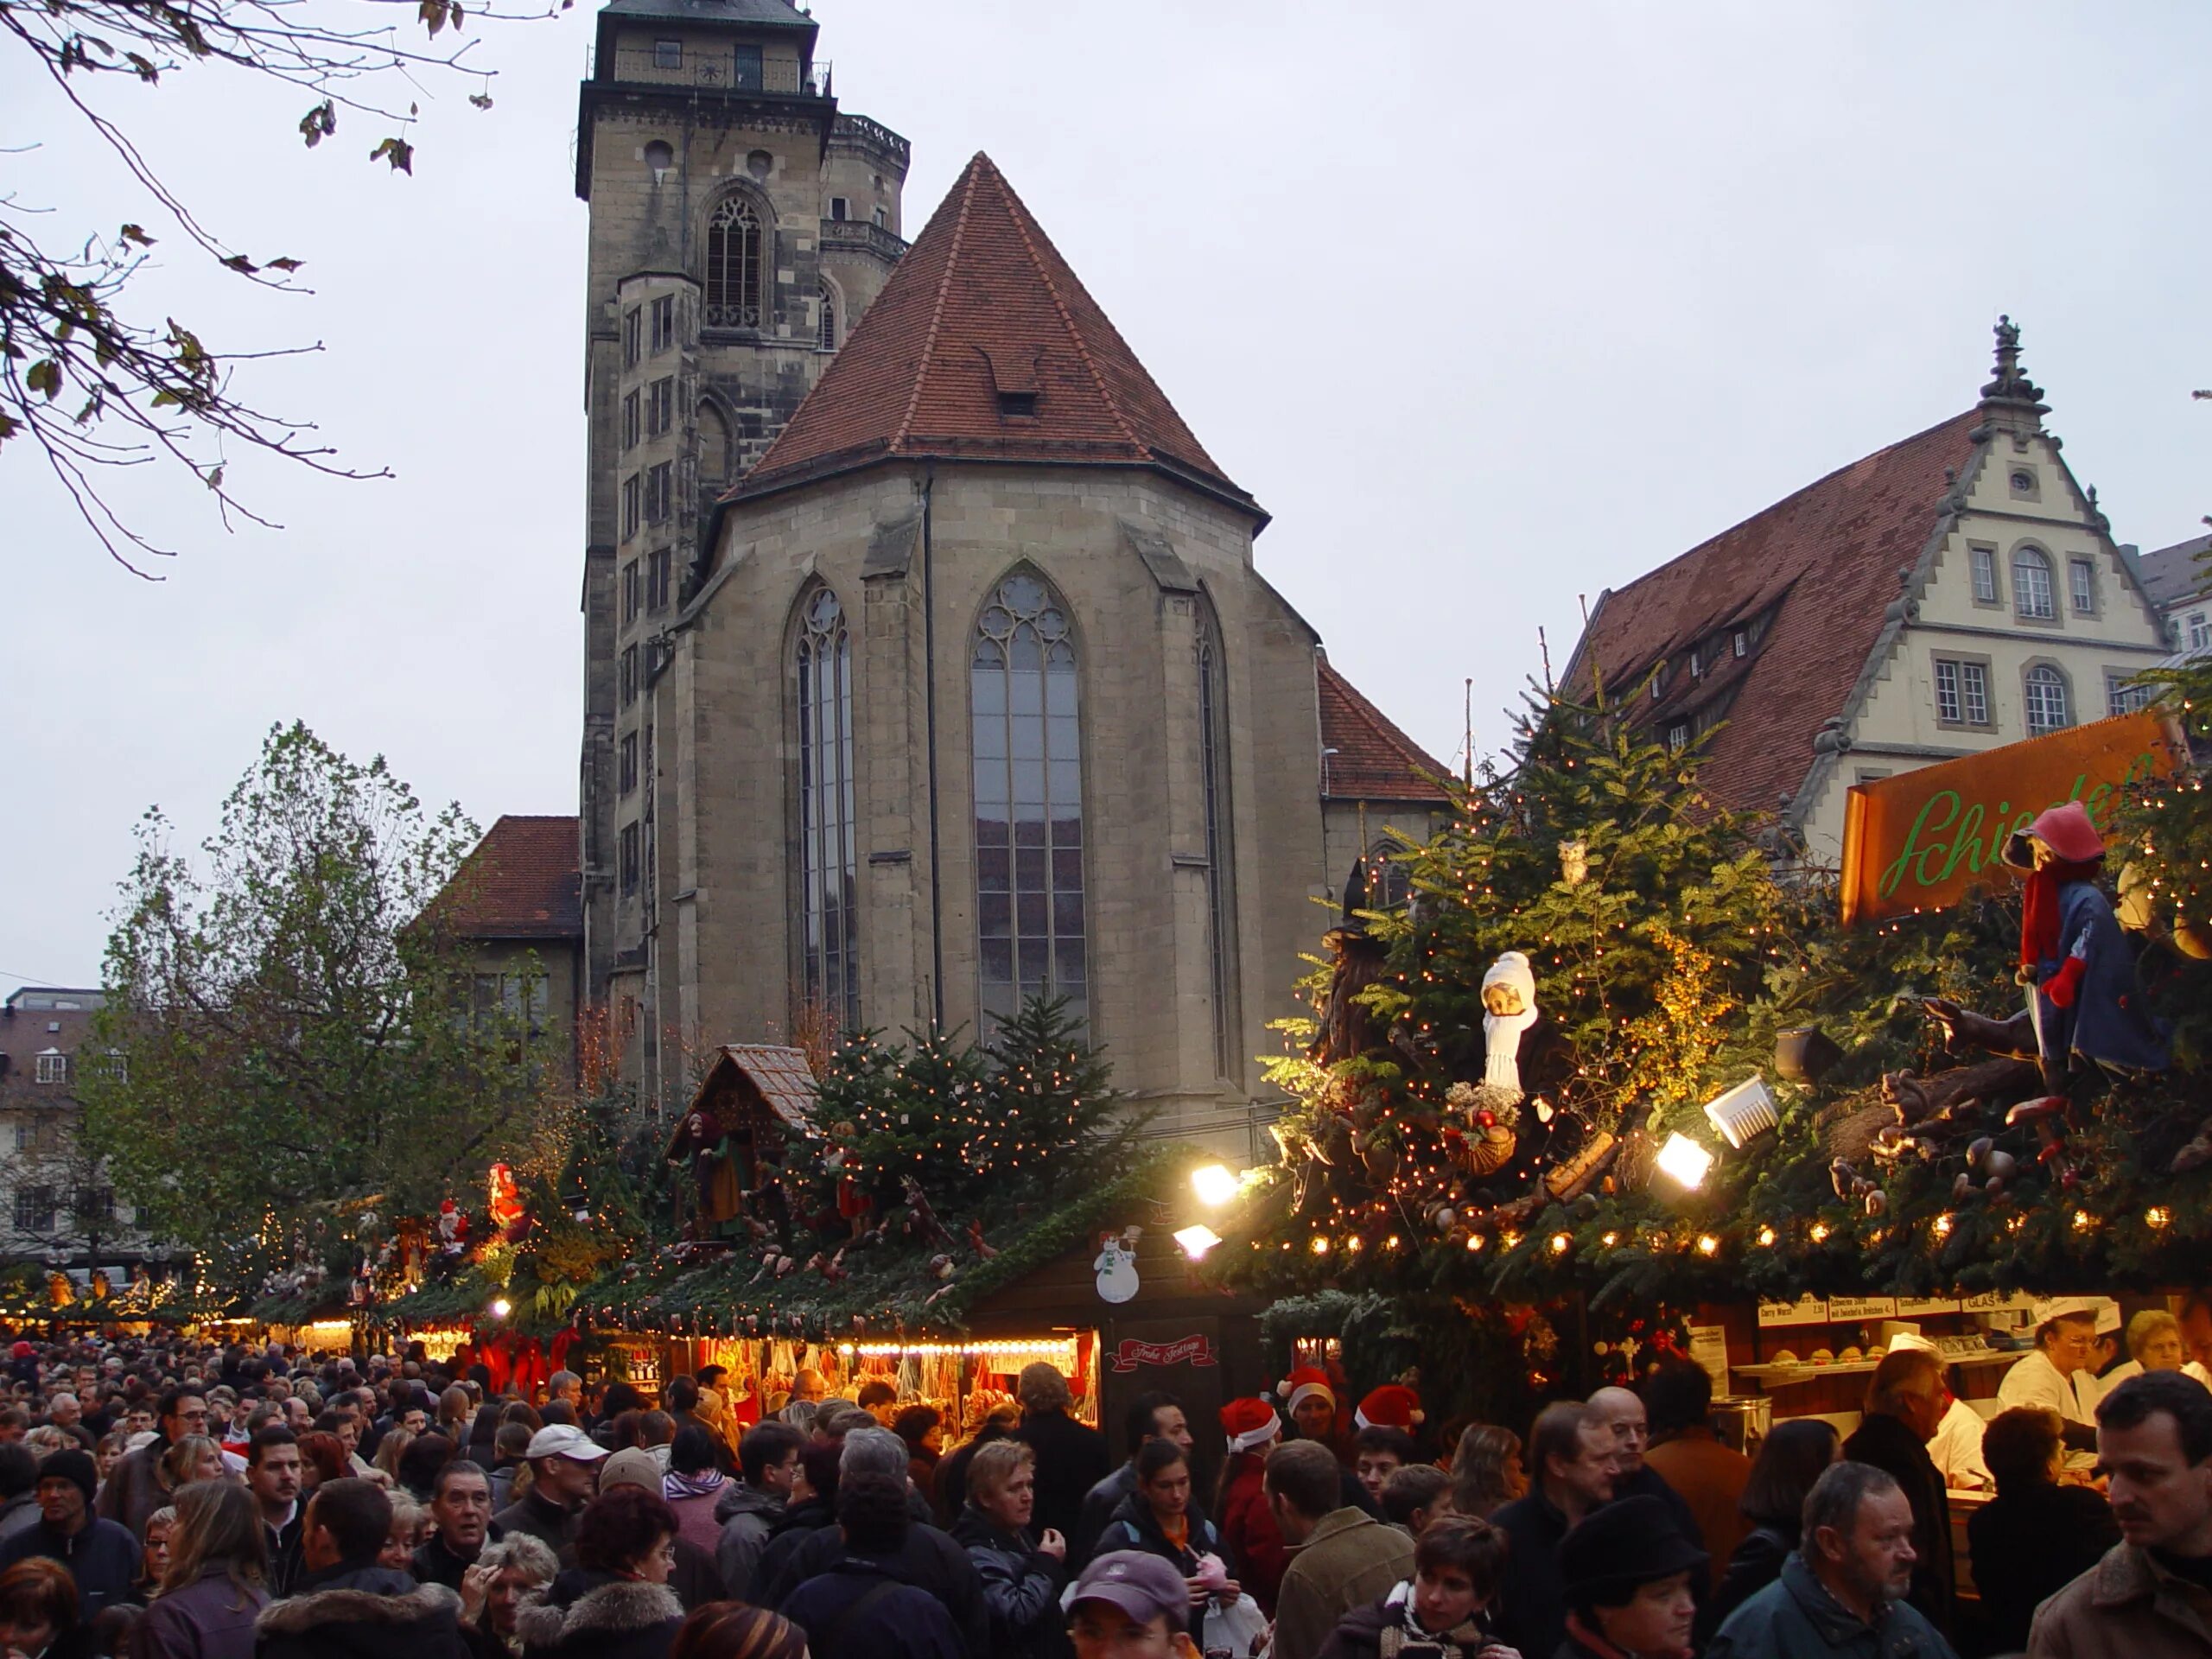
[
  {"left": 2, "top": 0, "right": 557, "bottom": 572},
  {"left": 79, "top": 721, "right": 566, "bottom": 1280}
]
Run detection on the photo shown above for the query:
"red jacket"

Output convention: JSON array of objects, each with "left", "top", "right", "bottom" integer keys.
[{"left": 1218, "top": 1453, "right": 1291, "bottom": 1617}]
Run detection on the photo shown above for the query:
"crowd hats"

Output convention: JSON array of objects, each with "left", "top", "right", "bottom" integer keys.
[
  {"left": 39, "top": 1447, "right": 98, "bottom": 1506},
  {"left": 1277, "top": 1367, "right": 1336, "bottom": 1414},
  {"left": 1070, "top": 1551, "right": 1192, "bottom": 1628},
  {"left": 1558, "top": 1494, "right": 1708, "bottom": 1599},
  {"left": 1221, "top": 1396, "right": 1283, "bottom": 1454},
  {"left": 1354, "top": 1384, "right": 1424, "bottom": 1433},
  {"left": 525, "top": 1423, "right": 609, "bottom": 1463}
]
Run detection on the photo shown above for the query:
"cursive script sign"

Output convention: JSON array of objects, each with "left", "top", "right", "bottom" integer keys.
[
  {"left": 1840, "top": 711, "right": 2182, "bottom": 925},
  {"left": 1108, "top": 1334, "right": 1218, "bottom": 1373}
]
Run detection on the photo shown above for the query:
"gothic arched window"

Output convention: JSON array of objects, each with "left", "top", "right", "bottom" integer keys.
[
  {"left": 1196, "top": 601, "right": 1238, "bottom": 1080},
  {"left": 817, "top": 280, "right": 838, "bottom": 352},
  {"left": 2013, "top": 546, "right": 2056, "bottom": 621},
  {"left": 2024, "top": 664, "right": 2072, "bottom": 736},
  {"left": 796, "top": 585, "right": 859, "bottom": 1032},
  {"left": 972, "top": 571, "right": 1085, "bottom": 1034},
  {"left": 697, "top": 402, "right": 731, "bottom": 496},
  {"left": 705, "top": 195, "right": 765, "bottom": 328}
]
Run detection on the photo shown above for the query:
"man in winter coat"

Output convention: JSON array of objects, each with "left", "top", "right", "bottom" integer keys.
[
  {"left": 1707, "top": 1461, "right": 1955, "bottom": 1659},
  {"left": 781, "top": 1472, "right": 969, "bottom": 1659},
  {"left": 714, "top": 1421, "right": 802, "bottom": 1599},
  {"left": 1487, "top": 1402, "right": 1617, "bottom": 1659},
  {"left": 749, "top": 1441, "right": 840, "bottom": 1603},
  {"left": 1073, "top": 1392, "right": 1192, "bottom": 1567},
  {"left": 96, "top": 1385, "right": 207, "bottom": 1537},
  {"left": 252, "top": 1478, "right": 472, "bottom": 1659},
  {"left": 0, "top": 1448, "right": 137, "bottom": 1618},
  {"left": 1011, "top": 1363, "right": 1111, "bottom": 1548},
  {"left": 1267, "top": 1440, "right": 1414, "bottom": 1659},
  {"left": 411, "top": 1460, "right": 503, "bottom": 1592},
  {"left": 2029, "top": 1372, "right": 2212, "bottom": 1659},
  {"left": 1842, "top": 1349, "right": 1955, "bottom": 1636},
  {"left": 492, "top": 1424, "right": 606, "bottom": 1565}
]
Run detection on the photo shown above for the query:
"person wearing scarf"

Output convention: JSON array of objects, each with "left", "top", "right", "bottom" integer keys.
[
  {"left": 1554, "top": 1496, "right": 1705, "bottom": 1659},
  {"left": 657, "top": 1426, "right": 729, "bottom": 1564},
  {"left": 1316, "top": 1515, "right": 1518, "bottom": 1659}
]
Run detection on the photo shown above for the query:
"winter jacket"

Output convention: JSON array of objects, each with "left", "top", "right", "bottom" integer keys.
[
  {"left": 1641, "top": 1426, "right": 1751, "bottom": 1586},
  {"left": 1698, "top": 1522, "right": 1796, "bottom": 1646},
  {"left": 1968, "top": 1479, "right": 2121, "bottom": 1654},
  {"left": 0, "top": 1514, "right": 142, "bottom": 1618},
  {"left": 1488, "top": 1488, "right": 1575, "bottom": 1659},
  {"left": 0, "top": 1491, "right": 41, "bottom": 1544},
  {"left": 1093, "top": 1491, "right": 1221, "bottom": 1634},
  {"left": 412, "top": 1522, "right": 505, "bottom": 1593},
  {"left": 133, "top": 1566, "right": 270, "bottom": 1659},
  {"left": 1014, "top": 1409, "right": 1114, "bottom": 1548},
  {"left": 1217, "top": 1454, "right": 1291, "bottom": 1618},
  {"left": 950, "top": 1504, "right": 1071, "bottom": 1659},
  {"left": 780, "top": 1555, "right": 968, "bottom": 1659},
  {"left": 1706, "top": 1551, "right": 1956, "bottom": 1659},
  {"left": 709, "top": 1481, "right": 784, "bottom": 1598},
  {"left": 1840, "top": 1410, "right": 1955, "bottom": 1635},
  {"left": 253, "top": 1563, "right": 473, "bottom": 1659},
  {"left": 1072, "top": 1464, "right": 1137, "bottom": 1567},
  {"left": 1314, "top": 1581, "right": 1493, "bottom": 1659},
  {"left": 769, "top": 1521, "right": 990, "bottom": 1655},
  {"left": 514, "top": 1574, "right": 683, "bottom": 1659},
  {"left": 95, "top": 1440, "right": 170, "bottom": 1537},
  {"left": 747, "top": 1496, "right": 835, "bottom": 1605},
  {"left": 938, "top": 1426, "right": 1015, "bottom": 1522},
  {"left": 493, "top": 1491, "right": 579, "bottom": 1565},
  {"left": 1270, "top": 1509, "right": 1417, "bottom": 1659},
  {"left": 1610, "top": 1462, "right": 1706, "bottom": 1552},
  {"left": 2027, "top": 1539, "right": 2212, "bottom": 1659}
]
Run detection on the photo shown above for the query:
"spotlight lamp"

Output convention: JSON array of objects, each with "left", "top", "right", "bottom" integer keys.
[
  {"left": 1653, "top": 1133, "right": 1714, "bottom": 1192},
  {"left": 1173, "top": 1224, "right": 1222, "bottom": 1260},
  {"left": 1190, "top": 1165, "right": 1242, "bottom": 1208}
]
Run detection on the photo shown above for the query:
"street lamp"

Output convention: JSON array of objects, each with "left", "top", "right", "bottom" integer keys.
[{"left": 1190, "top": 1165, "right": 1241, "bottom": 1208}]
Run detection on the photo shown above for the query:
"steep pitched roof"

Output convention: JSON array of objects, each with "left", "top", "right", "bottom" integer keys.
[
  {"left": 1569, "top": 410, "right": 1981, "bottom": 819},
  {"left": 1319, "top": 658, "right": 1454, "bottom": 803},
  {"left": 734, "top": 152, "right": 1255, "bottom": 514},
  {"left": 2136, "top": 533, "right": 2212, "bottom": 612},
  {"left": 433, "top": 816, "right": 582, "bottom": 941}
]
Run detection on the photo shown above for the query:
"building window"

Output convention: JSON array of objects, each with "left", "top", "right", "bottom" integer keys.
[
  {"left": 2024, "top": 664, "right": 2071, "bottom": 736},
  {"left": 650, "top": 294, "right": 676, "bottom": 354},
  {"left": 1934, "top": 657, "right": 1991, "bottom": 728},
  {"left": 1732, "top": 630, "right": 1747, "bottom": 658},
  {"left": 649, "top": 377, "right": 673, "bottom": 436},
  {"left": 1970, "top": 544, "right": 1998, "bottom": 605},
  {"left": 620, "top": 645, "right": 639, "bottom": 707},
  {"left": 796, "top": 586, "right": 859, "bottom": 1033},
  {"left": 621, "top": 474, "right": 640, "bottom": 540},
  {"left": 648, "top": 547, "right": 672, "bottom": 613},
  {"left": 2069, "top": 557, "right": 2096, "bottom": 614},
  {"left": 621, "top": 559, "right": 640, "bottom": 626},
  {"left": 1666, "top": 722, "right": 1689, "bottom": 753},
  {"left": 2107, "top": 671, "right": 2153, "bottom": 718},
  {"left": 12, "top": 1187, "right": 54, "bottom": 1235},
  {"left": 817, "top": 281, "right": 837, "bottom": 352},
  {"left": 2190, "top": 612, "right": 2210, "bottom": 652},
  {"left": 829, "top": 196, "right": 849, "bottom": 221},
  {"left": 733, "top": 43, "right": 762, "bottom": 89},
  {"left": 2010, "top": 467, "right": 2037, "bottom": 498},
  {"left": 653, "top": 38, "right": 681, "bottom": 69},
  {"left": 621, "top": 391, "right": 639, "bottom": 450},
  {"left": 1196, "top": 603, "right": 1238, "bottom": 1081},
  {"left": 645, "top": 462, "right": 672, "bottom": 524},
  {"left": 619, "top": 732, "right": 639, "bottom": 795},
  {"left": 2013, "top": 547, "right": 2056, "bottom": 620},
  {"left": 1689, "top": 647, "right": 1703, "bottom": 679},
  {"left": 872, "top": 206, "right": 887, "bottom": 228},
  {"left": 32, "top": 1053, "right": 67, "bottom": 1085},
  {"left": 972, "top": 570, "right": 1086, "bottom": 1035},
  {"left": 622, "top": 307, "right": 640, "bottom": 368},
  {"left": 619, "top": 823, "right": 640, "bottom": 895},
  {"left": 705, "top": 195, "right": 764, "bottom": 329},
  {"left": 73, "top": 1187, "right": 113, "bottom": 1224}
]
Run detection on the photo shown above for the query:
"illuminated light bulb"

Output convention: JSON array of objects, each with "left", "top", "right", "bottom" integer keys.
[
  {"left": 1310, "top": 1236, "right": 1331, "bottom": 1255},
  {"left": 1344, "top": 1236, "right": 1363, "bottom": 1254},
  {"left": 2147, "top": 1206, "right": 2172, "bottom": 1230},
  {"left": 1191, "top": 1165, "right": 1241, "bottom": 1207},
  {"left": 2073, "top": 1210, "right": 2094, "bottom": 1232},
  {"left": 1809, "top": 1223, "right": 1830, "bottom": 1243},
  {"left": 1173, "top": 1224, "right": 1221, "bottom": 1260},
  {"left": 489, "top": 1298, "right": 512, "bottom": 1319},
  {"left": 1757, "top": 1226, "right": 1777, "bottom": 1248},
  {"left": 1696, "top": 1234, "right": 1719, "bottom": 1256},
  {"left": 1549, "top": 1233, "right": 1571, "bottom": 1255},
  {"left": 1601, "top": 1232, "right": 1619, "bottom": 1249},
  {"left": 1465, "top": 1233, "right": 1485, "bottom": 1253}
]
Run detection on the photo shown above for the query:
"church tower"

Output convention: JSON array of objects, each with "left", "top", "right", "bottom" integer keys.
[{"left": 574, "top": 0, "right": 909, "bottom": 1060}]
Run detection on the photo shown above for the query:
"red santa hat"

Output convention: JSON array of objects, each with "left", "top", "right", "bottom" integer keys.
[
  {"left": 1220, "top": 1397, "right": 1282, "bottom": 1455},
  {"left": 1354, "top": 1383, "right": 1424, "bottom": 1433},
  {"left": 1275, "top": 1367, "right": 1336, "bottom": 1415}
]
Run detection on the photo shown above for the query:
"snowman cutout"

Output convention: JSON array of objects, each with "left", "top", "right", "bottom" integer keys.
[{"left": 1093, "top": 1226, "right": 1142, "bottom": 1304}]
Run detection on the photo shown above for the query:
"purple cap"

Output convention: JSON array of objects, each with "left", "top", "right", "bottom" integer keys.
[{"left": 1069, "top": 1550, "right": 1189, "bottom": 1626}]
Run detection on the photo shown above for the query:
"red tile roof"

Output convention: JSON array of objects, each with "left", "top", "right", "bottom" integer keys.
[
  {"left": 734, "top": 152, "right": 1255, "bottom": 512},
  {"left": 1568, "top": 410, "right": 1981, "bottom": 819},
  {"left": 1319, "top": 658, "right": 1454, "bottom": 803},
  {"left": 434, "top": 816, "right": 582, "bottom": 940}
]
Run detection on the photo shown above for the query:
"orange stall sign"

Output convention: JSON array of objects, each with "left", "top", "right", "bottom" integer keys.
[{"left": 1840, "top": 710, "right": 2183, "bottom": 925}]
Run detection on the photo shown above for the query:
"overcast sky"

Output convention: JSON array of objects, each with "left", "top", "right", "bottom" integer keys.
[{"left": 4, "top": 1, "right": 2207, "bottom": 993}]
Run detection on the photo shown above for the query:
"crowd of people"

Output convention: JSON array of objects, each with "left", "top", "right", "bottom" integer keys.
[{"left": 0, "top": 1323, "right": 2198, "bottom": 1659}]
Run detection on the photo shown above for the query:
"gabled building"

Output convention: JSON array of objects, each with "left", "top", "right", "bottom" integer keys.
[
  {"left": 2133, "top": 531, "right": 2212, "bottom": 655},
  {"left": 430, "top": 816, "right": 585, "bottom": 1077},
  {"left": 1563, "top": 321, "right": 2171, "bottom": 865}
]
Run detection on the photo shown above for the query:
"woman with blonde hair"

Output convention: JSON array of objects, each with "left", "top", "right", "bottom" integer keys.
[
  {"left": 1449, "top": 1424, "right": 1526, "bottom": 1517},
  {"left": 157, "top": 1439, "right": 228, "bottom": 1503},
  {"left": 372, "top": 1427, "right": 414, "bottom": 1485},
  {"left": 952, "top": 1439, "right": 1068, "bottom": 1659},
  {"left": 130, "top": 1507, "right": 176, "bottom": 1606},
  {"left": 136, "top": 1480, "right": 268, "bottom": 1659}
]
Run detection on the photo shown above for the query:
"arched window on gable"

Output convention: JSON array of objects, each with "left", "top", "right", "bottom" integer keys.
[
  {"left": 796, "top": 585, "right": 859, "bottom": 1033},
  {"left": 817, "top": 279, "right": 838, "bottom": 352},
  {"left": 705, "top": 194, "right": 765, "bottom": 329},
  {"left": 972, "top": 570, "right": 1085, "bottom": 1036},
  {"left": 2013, "top": 546, "right": 2056, "bottom": 621},
  {"left": 1196, "top": 600, "right": 1239, "bottom": 1081}
]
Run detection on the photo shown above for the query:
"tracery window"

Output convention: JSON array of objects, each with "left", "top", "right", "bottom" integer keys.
[
  {"left": 796, "top": 586, "right": 859, "bottom": 1032},
  {"left": 1196, "top": 602, "right": 1238, "bottom": 1080},
  {"left": 705, "top": 195, "right": 764, "bottom": 329},
  {"left": 972, "top": 572, "right": 1085, "bottom": 1034}
]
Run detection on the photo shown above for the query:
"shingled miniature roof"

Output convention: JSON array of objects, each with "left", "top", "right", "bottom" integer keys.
[
  {"left": 691, "top": 1045, "right": 817, "bottom": 1130},
  {"left": 1319, "top": 658, "right": 1454, "bottom": 803},
  {"left": 434, "top": 816, "right": 582, "bottom": 940},
  {"left": 734, "top": 152, "right": 1255, "bottom": 513},
  {"left": 1570, "top": 410, "right": 1981, "bottom": 820}
]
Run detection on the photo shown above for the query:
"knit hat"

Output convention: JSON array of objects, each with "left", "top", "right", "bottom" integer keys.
[
  {"left": 1354, "top": 1384, "right": 1424, "bottom": 1433},
  {"left": 1558, "top": 1494, "right": 1707, "bottom": 1599},
  {"left": 1277, "top": 1367, "right": 1335, "bottom": 1415},
  {"left": 39, "top": 1447, "right": 97, "bottom": 1507},
  {"left": 1220, "top": 1397, "right": 1281, "bottom": 1455},
  {"left": 2027, "top": 802, "right": 2105, "bottom": 863},
  {"left": 599, "top": 1447, "right": 662, "bottom": 1493}
]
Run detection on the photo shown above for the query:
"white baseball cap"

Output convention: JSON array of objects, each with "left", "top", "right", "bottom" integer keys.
[{"left": 524, "top": 1423, "right": 609, "bottom": 1463}]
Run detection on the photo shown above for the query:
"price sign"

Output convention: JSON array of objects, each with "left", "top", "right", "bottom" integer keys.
[
  {"left": 1827, "top": 1297, "right": 1899, "bottom": 1322},
  {"left": 1758, "top": 1294, "right": 1829, "bottom": 1328},
  {"left": 1897, "top": 1298, "right": 1961, "bottom": 1316}
]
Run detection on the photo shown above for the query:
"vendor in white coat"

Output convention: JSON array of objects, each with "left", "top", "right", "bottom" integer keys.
[
  {"left": 1995, "top": 1298, "right": 2105, "bottom": 1452},
  {"left": 1887, "top": 1330, "right": 1993, "bottom": 1490},
  {"left": 2088, "top": 1307, "right": 2212, "bottom": 1398}
]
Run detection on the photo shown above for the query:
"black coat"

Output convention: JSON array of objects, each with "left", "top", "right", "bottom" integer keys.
[
  {"left": 514, "top": 1575, "right": 683, "bottom": 1659},
  {"left": 950, "top": 1505, "right": 1072, "bottom": 1659},
  {"left": 412, "top": 1522, "right": 505, "bottom": 1593},
  {"left": 1488, "top": 1489, "right": 1574, "bottom": 1659},
  {"left": 748, "top": 1497, "right": 836, "bottom": 1604},
  {"left": 1013, "top": 1410, "right": 1113, "bottom": 1546},
  {"left": 253, "top": 1565, "right": 473, "bottom": 1659},
  {"left": 1697, "top": 1522, "right": 1795, "bottom": 1647},
  {"left": 769, "top": 1521, "right": 990, "bottom": 1656},
  {"left": 1842, "top": 1411, "right": 1954, "bottom": 1635},
  {"left": 1967, "top": 1480, "right": 2120, "bottom": 1654}
]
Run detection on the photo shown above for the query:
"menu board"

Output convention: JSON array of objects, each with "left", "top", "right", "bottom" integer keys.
[
  {"left": 1757, "top": 1294, "right": 1829, "bottom": 1328},
  {"left": 1897, "top": 1297, "right": 1962, "bottom": 1316},
  {"left": 1827, "top": 1297, "right": 1900, "bottom": 1322},
  {"left": 1689, "top": 1325, "right": 1731, "bottom": 1395}
]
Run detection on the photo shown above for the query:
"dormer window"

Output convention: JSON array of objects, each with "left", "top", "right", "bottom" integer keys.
[
  {"left": 1690, "top": 648, "right": 1703, "bottom": 679},
  {"left": 1668, "top": 723, "right": 1689, "bottom": 753},
  {"left": 653, "top": 39, "right": 682, "bottom": 70},
  {"left": 1732, "top": 630, "right": 1747, "bottom": 658},
  {"left": 980, "top": 346, "right": 1040, "bottom": 423},
  {"left": 996, "top": 391, "right": 1037, "bottom": 418}
]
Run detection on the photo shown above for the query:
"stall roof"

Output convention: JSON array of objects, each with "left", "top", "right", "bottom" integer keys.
[{"left": 699, "top": 1046, "right": 817, "bottom": 1128}]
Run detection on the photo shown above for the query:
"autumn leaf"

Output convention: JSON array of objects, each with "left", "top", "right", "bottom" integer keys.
[
  {"left": 419, "top": 0, "right": 448, "bottom": 37},
  {"left": 268, "top": 257, "right": 304, "bottom": 273},
  {"left": 220, "top": 254, "right": 259, "bottom": 276},
  {"left": 120, "top": 224, "right": 156, "bottom": 247},
  {"left": 468, "top": 93, "right": 493, "bottom": 111},
  {"left": 28, "top": 359, "right": 63, "bottom": 400},
  {"left": 370, "top": 137, "right": 415, "bottom": 175}
]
